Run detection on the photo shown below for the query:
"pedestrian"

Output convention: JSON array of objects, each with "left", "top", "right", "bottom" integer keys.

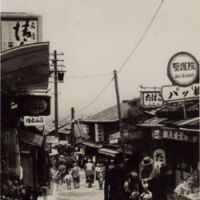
[
  {"left": 104, "top": 154, "right": 127, "bottom": 200},
  {"left": 140, "top": 182, "right": 152, "bottom": 200},
  {"left": 96, "top": 163, "right": 106, "bottom": 189},
  {"left": 124, "top": 171, "right": 140, "bottom": 200},
  {"left": 84, "top": 159, "right": 95, "bottom": 187},
  {"left": 64, "top": 171, "right": 72, "bottom": 190},
  {"left": 71, "top": 162, "right": 80, "bottom": 189},
  {"left": 58, "top": 162, "right": 67, "bottom": 184}
]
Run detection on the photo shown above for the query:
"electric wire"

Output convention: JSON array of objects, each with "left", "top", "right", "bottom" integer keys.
[
  {"left": 65, "top": 72, "right": 112, "bottom": 79},
  {"left": 76, "top": 77, "right": 114, "bottom": 114},
  {"left": 118, "top": 0, "right": 164, "bottom": 73},
  {"left": 57, "top": 0, "right": 164, "bottom": 120}
]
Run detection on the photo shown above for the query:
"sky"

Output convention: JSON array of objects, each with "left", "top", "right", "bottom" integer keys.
[{"left": 2, "top": 0, "right": 200, "bottom": 124}]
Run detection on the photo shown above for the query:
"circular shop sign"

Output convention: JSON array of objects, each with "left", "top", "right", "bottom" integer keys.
[{"left": 167, "top": 52, "right": 199, "bottom": 86}]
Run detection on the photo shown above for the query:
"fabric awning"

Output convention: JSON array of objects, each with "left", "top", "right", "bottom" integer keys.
[
  {"left": 82, "top": 141, "right": 102, "bottom": 149},
  {"left": 98, "top": 148, "right": 120, "bottom": 157}
]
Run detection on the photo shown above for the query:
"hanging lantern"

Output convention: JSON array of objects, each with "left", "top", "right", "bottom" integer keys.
[{"left": 58, "top": 71, "right": 64, "bottom": 82}]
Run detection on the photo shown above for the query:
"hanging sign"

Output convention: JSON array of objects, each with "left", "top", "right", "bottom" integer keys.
[
  {"left": 18, "top": 95, "right": 50, "bottom": 116},
  {"left": 153, "top": 149, "right": 166, "bottom": 168},
  {"left": 140, "top": 90, "right": 163, "bottom": 108},
  {"left": 161, "top": 83, "right": 199, "bottom": 102},
  {"left": 24, "top": 116, "right": 44, "bottom": 126},
  {"left": 167, "top": 52, "right": 199, "bottom": 86},
  {"left": 1, "top": 13, "right": 42, "bottom": 51}
]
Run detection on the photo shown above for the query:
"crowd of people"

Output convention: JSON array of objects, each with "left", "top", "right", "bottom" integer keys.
[
  {"left": 50, "top": 154, "right": 106, "bottom": 190},
  {"left": 49, "top": 152, "right": 198, "bottom": 200}
]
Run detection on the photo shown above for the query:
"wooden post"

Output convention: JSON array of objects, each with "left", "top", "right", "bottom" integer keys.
[{"left": 113, "top": 70, "right": 125, "bottom": 163}]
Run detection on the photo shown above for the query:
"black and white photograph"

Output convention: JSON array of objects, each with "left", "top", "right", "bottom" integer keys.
[{"left": 1, "top": 0, "right": 200, "bottom": 200}]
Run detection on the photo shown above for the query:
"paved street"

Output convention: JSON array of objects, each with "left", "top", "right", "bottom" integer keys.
[{"left": 43, "top": 170, "right": 104, "bottom": 200}]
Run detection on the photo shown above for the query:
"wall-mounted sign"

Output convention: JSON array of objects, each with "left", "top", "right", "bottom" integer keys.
[
  {"left": 46, "top": 136, "right": 59, "bottom": 144},
  {"left": 24, "top": 116, "right": 44, "bottom": 126},
  {"left": 161, "top": 83, "right": 199, "bottom": 102},
  {"left": 95, "top": 124, "right": 104, "bottom": 142},
  {"left": 1, "top": 13, "right": 42, "bottom": 51},
  {"left": 167, "top": 52, "right": 199, "bottom": 87},
  {"left": 18, "top": 95, "right": 50, "bottom": 116},
  {"left": 140, "top": 90, "right": 163, "bottom": 108},
  {"left": 152, "top": 128, "right": 198, "bottom": 143}
]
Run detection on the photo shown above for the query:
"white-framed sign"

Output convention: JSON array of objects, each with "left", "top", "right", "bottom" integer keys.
[
  {"left": 140, "top": 90, "right": 163, "bottom": 108},
  {"left": 167, "top": 52, "right": 199, "bottom": 87},
  {"left": 161, "top": 83, "right": 199, "bottom": 102},
  {"left": 24, "top": 116, "right": 44, "bottom": 126}
]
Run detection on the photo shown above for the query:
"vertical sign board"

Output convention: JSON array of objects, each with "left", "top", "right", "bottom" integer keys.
[
  {"left": 1, "top": 13, "right": 42, "bottom": 51},
  {"left": 140, "top": 90, "right": 163, "bottom": 108},
  {"left": 95, "top": 124, "right": 104, "bottom": 142}
]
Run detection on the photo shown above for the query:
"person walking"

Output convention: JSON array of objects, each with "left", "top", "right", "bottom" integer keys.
[
  {"left": 96, "top": 163, "right": 106, "bottom": 189},
  {"left": 84, "top": 159, "right": 95, "bottom": 188},
  {"left": 71, "top": 163, "right": 80, "bottom": 189},
  {"left": 124, "top": 172, "right": 140, "bottom": 200},
  {"left": 140, "top": 182, "right": 152, "bottom": 200},
  {"left": 64, "top": 171, "right": 72, "bottom": 190}
]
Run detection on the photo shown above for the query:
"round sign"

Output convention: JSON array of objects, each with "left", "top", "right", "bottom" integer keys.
[{"left": 167, "top": 52, "right": 199, "bottom": 86}]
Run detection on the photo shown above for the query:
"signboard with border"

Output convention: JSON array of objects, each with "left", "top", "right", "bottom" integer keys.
[
  {"left": 161, "top": 83, "right": 199, "bottom": 103},
  {"left": 140, "top": 90, "right": 163, "bottom": 108},
  {"left": 167, "top": 52, "right": 199, "bottom": 87},
  {"left": 1, "top": 13, "right": 42, "bottom": 51},
  {"left": 24, "top": 116, "right": 44, "bottom": 126}
]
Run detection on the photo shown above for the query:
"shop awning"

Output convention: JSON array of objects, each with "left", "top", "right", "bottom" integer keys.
[
  {"left": 137, "top": 117, "right": 167, "bottom": 128},
  {"left": 1, "top": 42, "right": 49, "bottom": 92},
  {"left": 82, "top": 141, "right": 102, "bottom": 149},
  {"left": 19, "top": 129, "right": 44, "bottom": 147},
  {"left": 98, "top": 148, "right": 120, "bottom": 157},
  {"left": 162, "top": 117, "right": 200, "bottom": 128}
]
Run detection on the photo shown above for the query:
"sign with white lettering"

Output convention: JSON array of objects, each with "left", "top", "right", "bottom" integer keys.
[
  {"left": 24, "top": 116, "right": 44, "bottom": 126},
  {"left": 161, "top": 83, "right": 199, "bottom": 102},
  {"left": 140, "top": 90, "right": 163, "bottom": 108},
  {"left": 167, "top": 52, "right": 199, "bottom": 86},
  {"left": 152, "top": 128, "right": 198, "bottom": 143}
]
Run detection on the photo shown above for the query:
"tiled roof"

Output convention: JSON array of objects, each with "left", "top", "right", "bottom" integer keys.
[{"left": 83, "top": 101, "right": 132, "bottom": 122}]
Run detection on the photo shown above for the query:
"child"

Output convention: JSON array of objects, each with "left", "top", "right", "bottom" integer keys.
[{"left": 64, "top": 171, "right": 72, "bottom": 190}]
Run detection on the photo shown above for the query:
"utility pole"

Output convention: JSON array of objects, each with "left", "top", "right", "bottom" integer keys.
[
  {"left": 53, "top": 50, "right": 58, "bottom": 136},
  {"left": 113, "top": 70, "right": 125, "bottom": 163},
  {"left": 50, "top": 50, "right": 65, "bottom": 136},
  {"left": 71, "top": 107, "right": 76, "bottom": 146}
]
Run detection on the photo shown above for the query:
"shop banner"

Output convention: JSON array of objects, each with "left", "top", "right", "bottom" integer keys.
[
  {"left": 161, "top": 83, "right": 199, "bottom": 102},
  {"left": 140, "top": 90, "right": 163, "bottom": 108},
  {"left": 24, "top": 116, "right": 44, "bottom": 126}
]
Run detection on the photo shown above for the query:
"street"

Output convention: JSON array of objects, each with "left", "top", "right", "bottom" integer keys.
[{"left": 44, "top": 170, "right": 104, "bottom": 200}]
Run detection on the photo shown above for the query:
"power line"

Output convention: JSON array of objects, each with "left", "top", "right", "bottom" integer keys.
[
  {"left": 76, "top": 77, "right": 114, "bottom": 114},
  {"left": 65, "top": 72, "right": 111, "bottom": 79},
  {"left": 118, "top": 0, "right": 164, "bottom": 73}
]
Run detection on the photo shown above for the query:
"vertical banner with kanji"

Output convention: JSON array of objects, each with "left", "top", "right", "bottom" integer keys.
[{"left": 1, "top": 19, "right": 38, "bottom": 51}]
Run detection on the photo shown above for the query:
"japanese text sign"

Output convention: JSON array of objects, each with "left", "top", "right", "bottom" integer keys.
[
  {"left": 167, "top": 52, "right": 199, "bottom": 86},
  {"left": 24, "top": 116, "right": 44, "bottom": 126},
  {"left": 161, "top": 83, "right": 199, "bottom": 102},
  {"left": 1, "top": 19, "right": 38, "bottom": 51},
  {"left": 140, "top": 90, "right": 163, "bottom": 108}
]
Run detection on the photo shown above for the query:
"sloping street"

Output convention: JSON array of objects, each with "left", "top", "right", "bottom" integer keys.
[{"left": 45, "top": 170, "right": 104, "bottom": 200}]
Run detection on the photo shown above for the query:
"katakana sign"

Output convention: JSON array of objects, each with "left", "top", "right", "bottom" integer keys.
[
  {"left": 140, "top": 90, "right": 163, "bottom": 108},
  {"left": 161, "top": 83, "right": 199, "bottom": 102},
  {"left": 167, "top": 52, "right": 199, "bottom": 87}
]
